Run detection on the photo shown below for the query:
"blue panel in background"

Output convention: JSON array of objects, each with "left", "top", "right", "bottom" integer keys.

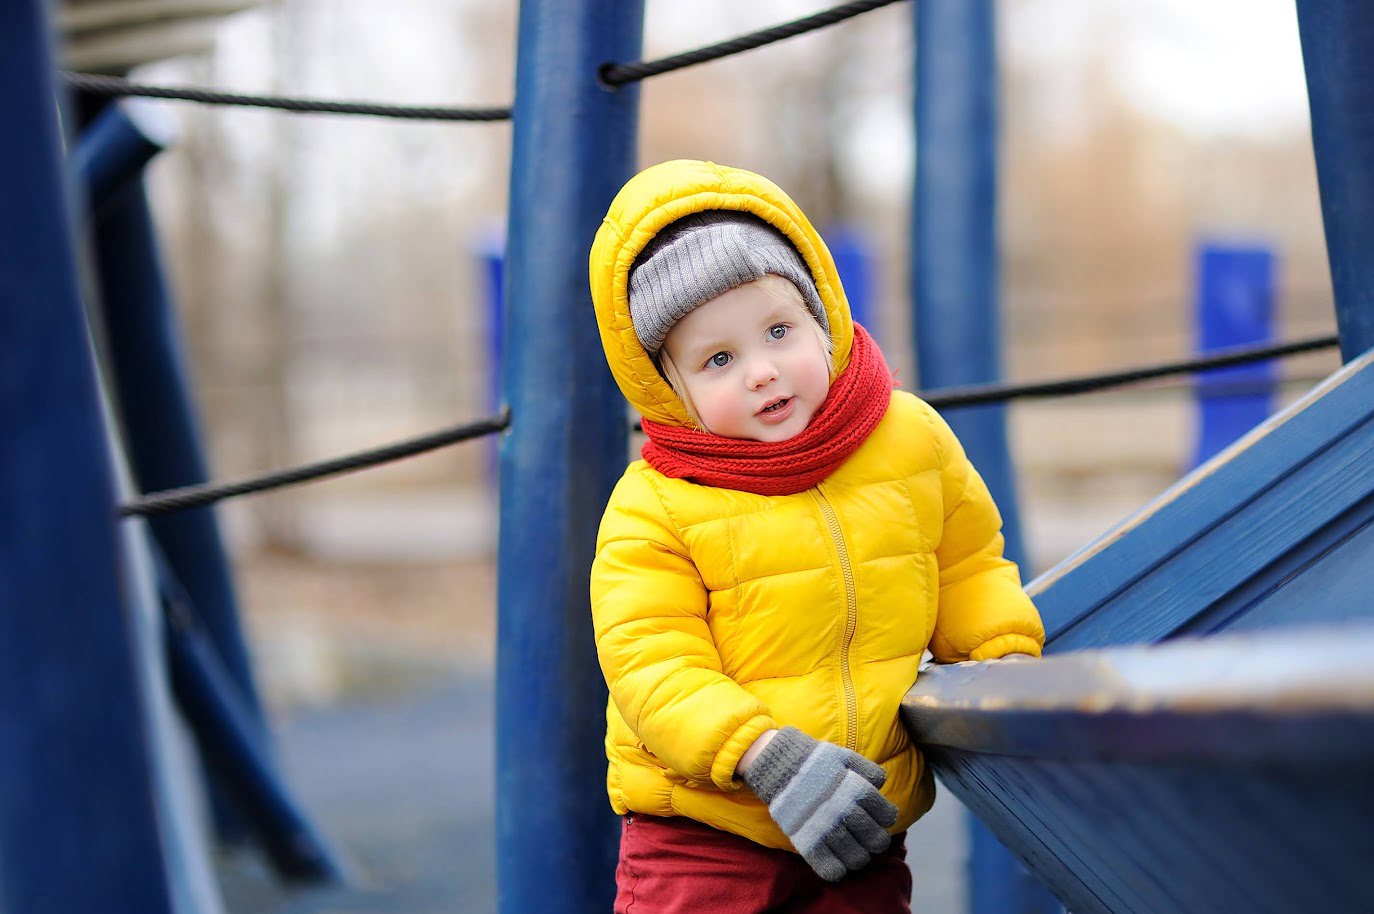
[
  {"left": 478, "top": 235, "right": 504, "bottom": 486},
  {"left": 826, "top": 223, "right": 875, "bottom": 340},
  {"left": 1192, "top": 243, "right": 1275, "bottom": 468}
]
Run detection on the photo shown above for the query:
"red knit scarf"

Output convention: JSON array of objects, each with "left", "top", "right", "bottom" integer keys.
[{"left": 640, "top": 323, "right": 894, "bottom": 495}]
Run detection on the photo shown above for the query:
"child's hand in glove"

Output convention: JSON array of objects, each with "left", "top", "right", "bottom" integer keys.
[{"left": 740, "top": 726, "right": 898, "bottom": 882}]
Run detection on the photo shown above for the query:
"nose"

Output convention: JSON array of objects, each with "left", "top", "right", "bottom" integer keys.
[{"left": 744, "top": 354, "right": 779, "bottom": 390}]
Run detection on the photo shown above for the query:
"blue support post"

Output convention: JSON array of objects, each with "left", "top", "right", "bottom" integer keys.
[
  {"left": 0, "top": 3, "right": 177, "bottom": 912},
  {"left": 1191, "top": 244, "right": 1276, "bottom": 468},
  {"left": 69, "top": 99, "right": 175, "bottom": 214},
  {"left": 77, "top": 101, "right": 272, "bottom": 757},
  {"left": 75, "top": 101, "right": 281, "bottom": 860},
  {"left": 912, "top": 3, "right": 1060, "bottom": 913},
  {"left": 1296, "top": 0, "right": 1374, "bottom": 362},
  {"left": 497, "top": 2, "right": 643, "bottom": 913},
  {"left": 157, "top": 554, "right": 347, "bottom": 883}
]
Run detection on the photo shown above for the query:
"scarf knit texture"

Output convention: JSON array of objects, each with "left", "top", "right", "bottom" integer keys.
[{"left": 640, "top": 323, "right": 894, "bottom": 496}]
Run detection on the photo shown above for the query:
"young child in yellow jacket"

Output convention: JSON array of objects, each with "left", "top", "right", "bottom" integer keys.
[{"left": 589, "top": 159, "right": 1044, "bottom": 912}]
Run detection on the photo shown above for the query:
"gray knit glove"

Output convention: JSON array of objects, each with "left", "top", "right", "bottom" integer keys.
[{"left": 741, "top": 727, "right": 898, "bottom": 882}]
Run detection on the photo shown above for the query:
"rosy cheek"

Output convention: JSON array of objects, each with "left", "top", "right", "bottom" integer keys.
[
  {"left": 699, "top": 388, "right": 740, "bottom": 430},
  {"left": 702, "top": 389, "right": 730, "bottom": 418}
]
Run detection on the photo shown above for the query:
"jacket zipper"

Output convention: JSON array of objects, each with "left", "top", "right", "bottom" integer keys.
[{"left": 814, "top": 487, "right": 859, "bottom": 752}]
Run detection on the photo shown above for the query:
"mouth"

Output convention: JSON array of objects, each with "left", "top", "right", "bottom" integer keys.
[{"left": 758, "top": 397, "right": 792, "bottom": 416}]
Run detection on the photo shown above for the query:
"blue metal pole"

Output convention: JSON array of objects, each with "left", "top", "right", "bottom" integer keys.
[
  {"left": 913, "top": 3, "right": 1060, "bottom": 913},
  {"left": 913, "top": 0, "right": 1026, "bottom": 563},
  {"left": 77, "top": 101, "right": 273, "bottom": 759},
  {"left": 157, "top": 554, "right": 347, "bottom": 883},
  {"left": 0, "top": 2, "right": 176, "bottom": 912},
  {"left": 497, "top": 2, "right": 642, "bottom": 913},
  {"left": 1296, "top": 0, "right": 1374, "bottom": 362},
  {"left": 69, "top": 99, "right": 174, "bottom": 213}
]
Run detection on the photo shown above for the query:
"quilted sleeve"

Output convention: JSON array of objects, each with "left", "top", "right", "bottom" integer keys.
[
  {"left": 922, "top": 405, "right": 1045, "bottom": 663},
  {"left": 591, "top": 468, "right": 778, "bottom": 790}
]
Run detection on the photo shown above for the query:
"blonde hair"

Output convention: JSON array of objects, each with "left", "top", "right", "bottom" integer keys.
[{"left": 656, "top": 275, "right": 835, "bottom": 430}]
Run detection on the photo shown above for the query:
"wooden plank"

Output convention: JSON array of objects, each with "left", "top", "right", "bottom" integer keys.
[
  {"left": 925, "top": 752, "right": 1374, "bottom": 914},
  {"left": 1030, "top": 350, "right": 1374, "bottom": 648},
  {"left": 933, "top": 755, "right": 1132, "bottom": 914},
  {"left": 1180, "top": 507, "right": 1374, "bottom": 635},
  {"left": 905, "top": 628, "right": 1374, "bottom": 760},
  {"left": 904, "top": 631, "right": 1374, "bottom": 914}
]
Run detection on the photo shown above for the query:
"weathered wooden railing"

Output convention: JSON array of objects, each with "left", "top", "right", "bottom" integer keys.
[
  {"left": 1032, "top": 347, "right": 1374, "bottom": 652},
  {"left": 904, "top": 628, "right": 1374, "bottom": 914}
]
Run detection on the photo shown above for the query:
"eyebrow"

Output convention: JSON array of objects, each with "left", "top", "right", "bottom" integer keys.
[
  {"left": 764, "top": 301, "right": 805, "bottom": 322},
  {"left": 677, "top": 300, "right": 809, "bottom": 363},
  {"left": 679, "top": 337, "right": 731, "bottom": 365}
]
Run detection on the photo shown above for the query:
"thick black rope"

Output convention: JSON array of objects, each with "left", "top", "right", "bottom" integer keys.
[
  {"left": 119, "top": 410, "right": 509, "bottom": 518},
  {"left": 627, "top": 334, "right": 1340, "bottom": 430},
  {"left": 65, "top": 72, "right": 512, "bottom": 121},
  {"left": 920, "top": 334, "right": 1339, "bottom": 410},
  {"left": 68, "top": 1, "right": 902, "bottom": 114},
  {"left": 600, "top": 0, "right": 906, "bottom": 86},
  {"left": 122, "top": 335, "right": 1336, "bottom": 516}
]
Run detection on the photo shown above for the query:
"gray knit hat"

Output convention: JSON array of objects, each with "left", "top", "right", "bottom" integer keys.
[{"left": 628, "top": 211, "right": 829, "bottom": 358}]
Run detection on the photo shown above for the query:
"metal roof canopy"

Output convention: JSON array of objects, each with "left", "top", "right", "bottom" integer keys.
[{"left": 61, "top": 0, "right": 258, "bottom": 73}]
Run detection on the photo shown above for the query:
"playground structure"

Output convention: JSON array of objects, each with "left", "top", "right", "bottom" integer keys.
[{"left": 3, "top": 2, "right": 1373, "bottom": 914}]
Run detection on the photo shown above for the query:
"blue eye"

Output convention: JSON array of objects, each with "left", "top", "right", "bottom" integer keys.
[
  {"left": 708, "top": 352, "right": 731, "bottom": 368},
  {"left": 769, "top": 324, "right": 788, "bottom": 340}
]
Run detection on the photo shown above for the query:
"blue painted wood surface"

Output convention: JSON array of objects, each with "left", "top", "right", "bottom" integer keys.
[
  {"left": 1034, "top": 348, "right": 1374, "bottom": 650},
  {"left": 906, "top": 351, "right": 1374, "bottom": 913},
  {"left": 496, "top": 2, "right": 642, "bottom": 913},
  {"left": 0, "top": 3, "right": 176, "bottom": 911},
  {"left": 1296, "top": 0, "right": 1374, "bottom": 362},
  {"left": 904, "top": 630, "right": 1374, "bottom": 914}
]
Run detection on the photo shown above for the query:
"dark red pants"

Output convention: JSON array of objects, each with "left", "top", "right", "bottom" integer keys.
[{"left": 614, "top": 814, "right": 912, "bottom": 913}]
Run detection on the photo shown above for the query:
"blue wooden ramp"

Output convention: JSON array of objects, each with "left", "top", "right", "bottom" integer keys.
[
  {"left": 1033, "top": 348, "right": 1374, "bottom": 649},
  {"left": 903, "top": 348, "right": 1374, "bottom": 913},
  {"left": 903, "top": 628, "right": 1374, "bottom": 914}
]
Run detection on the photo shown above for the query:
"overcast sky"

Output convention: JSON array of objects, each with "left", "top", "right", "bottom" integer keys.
[{"left": 1005, "top": 0, "right": 1311, "bottom": 136}]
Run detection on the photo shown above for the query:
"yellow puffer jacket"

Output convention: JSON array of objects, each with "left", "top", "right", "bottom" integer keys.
[{"left": 588, "top": 160, "right": 1044, "bottom": 850}]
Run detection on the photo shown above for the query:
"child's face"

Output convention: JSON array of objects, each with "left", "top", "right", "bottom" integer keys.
[{"left": 660, "top": 282, "right": 831, "bottom": 442}]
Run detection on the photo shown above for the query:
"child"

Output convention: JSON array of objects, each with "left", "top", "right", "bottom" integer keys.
[{"left": 588, "top": 160, "right": 1044, "bottom": 912}]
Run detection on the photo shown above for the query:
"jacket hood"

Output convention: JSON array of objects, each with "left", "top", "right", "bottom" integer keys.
[{"left": 589, "top": 159, "right": 854, "bottom": 427}]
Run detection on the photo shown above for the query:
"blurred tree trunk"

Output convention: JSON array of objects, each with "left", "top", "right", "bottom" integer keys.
[{"left": 258, "top": 0, "right": 301, "bottom": 547}]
